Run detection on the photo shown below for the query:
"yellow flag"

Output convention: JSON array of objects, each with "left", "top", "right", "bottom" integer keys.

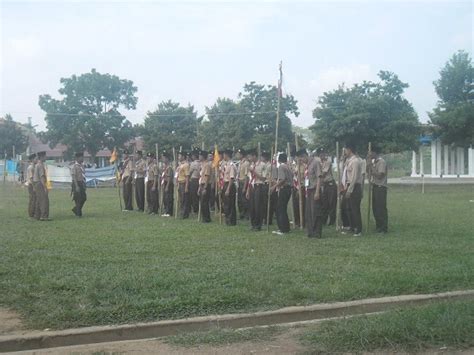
[
  {"left": 212, "top": 146, "right": 220, "bottom": 168},
  {"left": 45, "top": 165, "right": 52, "bottom": 190},
  {"left": 110, "top": 148, "right": 118, "bottom": 164}
]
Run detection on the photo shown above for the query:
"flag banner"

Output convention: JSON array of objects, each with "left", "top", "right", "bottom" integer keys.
[{"left": 109, "top": 148, "right": 118, "bottom": 164}]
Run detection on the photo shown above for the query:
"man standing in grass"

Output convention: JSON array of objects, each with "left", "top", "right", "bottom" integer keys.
[
  {"left": 71, "top": 152, "right": 87, "bottom": 217},
  {"left": 272, "top": 153, "right": 293, "bottom": 235},
  {"left": 198, "top": 150, "right": 212, "bottom": 223},
  {"left": 26, "top": 153, "right": 37, "bottom": 218},
  {"left": 146, "top": 152, "right": 159, "bottom": 215},
  {"left": 120, "top": 149, "right": 134, "bottom": 211},
  {"left": 161, "top": 151, "right": 174, "bottom": 217},
  {"left": 294, "top": 149, "right": 307, "bottom": 228},
  {"left": 343, "top": 142, "right": 363, "bottom": 236},
  {"left": 237, "top": 148, "right": 250, "bottom": 220},
  {"left": 33, "top": 151, "right": 50, "bottom": 221},
  {"left": 223, "top": 149, "right": 237, "bottom": 226},
  {"left": 320, "top": 148, "right": 337, "bottom": 226},
  {"left": 177, "top": 151, "right": 190, "bottom": 219},
  {"left": 304, "top": 150, "right": 323, "bottom": 238},
  {"left": 134, "top": 151, "right": 146, "bottom": 212},
  {"left": 248, "top": 149, "right": 267, "bottom": 231},
  {"left": 369, "top": 146, "right": 388, "bottom": 234},
  {"left": 188, "top": 150, "right": 201, "bottom": 215}
]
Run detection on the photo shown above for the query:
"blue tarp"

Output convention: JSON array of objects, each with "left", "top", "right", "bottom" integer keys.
[{"left": 0, "top": 160, "right": 18, "bottom": 175}]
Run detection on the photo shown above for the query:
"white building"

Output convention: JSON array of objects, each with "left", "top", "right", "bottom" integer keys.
[{"left": 411, "top": 137, "right": 474, "bottom": 178}]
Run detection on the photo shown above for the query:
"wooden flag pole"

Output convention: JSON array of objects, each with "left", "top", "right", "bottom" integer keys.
[
  {"left": 295, "top": 133, "right": 304, "bottom": 229},
  {"left": 266, "top": 147, "right": 274, "bottom": 233},
  {"left": 366, "top": 142, "right": 372, "bottom": 234},
  {"left": 274, "top": 61, "right": 283, "bottom": 155},
  {"left": 287, "top": 142, "right": 296, "bottom": 229},
  {"left": 335, "top": 142, "right": 340, "bottom": 231},
  {"left": 173, "top": 147, "right": 178, "bottom": 219}
]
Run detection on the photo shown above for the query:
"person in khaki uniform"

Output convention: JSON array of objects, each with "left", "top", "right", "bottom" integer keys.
[
  {"left": 223, "top": 149, "right": 237, "bottom": 226},
  {"left": 161, "top": 151, "right": 174, "bottom": 217},
  {"left": 134, "top": 150, "right": 146, "bottom": 212},
  {"left": 293, "top": 149, "right": 307, "bottom": 229},
  {"left": 272, "top": 153, "right": 293, "bottom": 235},
  {"left": 319, "top": 148, "right": 337, "bottom": 226},
  {"left": 198, "top": 150, "right": 212, "bottom": 223},
  {"left": 146, "top": 152, "right": 159, "bottom": 215},
  {"left": 248, "top": 149, "right": 267, "bottom": 231},
  {"left": 26, "top": 153, "right": 37, "bottom": 218},
  {"left": 188, "top": 150, "right": 201, "bottom": 214},
  {"left": 208, "top": 152, "right": 217, "bottom": 211},
  {"left": 369, "top": 146, "right": 388, "bottom": 233},
  {"left": 237, "top": 149, "right": 250, "bottom": 220},
  {"left": 71, "top": 152, "right": 87, "bottom": 217},
  {"left": 305, "top": 151, "right": 323, "bottom": 238},
  {"left": 342, "top": 142, "right": 363, "bottom": 236},
  {"left": 177, "top": 151, "right": 190, "bottom": 219},
  {"left": 120, "top": 149, "right": 134, "bottom": 211},
  {"left": 33, "top": 151, "right": 50, "bottom": 221}
]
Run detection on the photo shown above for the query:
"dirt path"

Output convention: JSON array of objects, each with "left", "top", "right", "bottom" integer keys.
[
  {"left": 12, "top": 328, "right": 306, "bottom": 355},
  {"left": 0, "top": 308, "right": 25, "bottom": 336}
]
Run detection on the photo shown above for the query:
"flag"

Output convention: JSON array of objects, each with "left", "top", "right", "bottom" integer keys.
[
  {"left": 212, "top": 145, "right": 220, "bottom": 168},
  {"left": 110, "top": 148, "right": 118, "bottom": 164}
]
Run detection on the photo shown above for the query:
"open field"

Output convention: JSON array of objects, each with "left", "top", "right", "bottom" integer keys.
[{"left": 0, "top": 183, "right": 473, "bottom": 331}]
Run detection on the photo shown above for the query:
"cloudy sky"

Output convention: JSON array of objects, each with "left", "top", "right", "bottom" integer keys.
[{"left": 1, "top": 0, "right": 472, "bottom": 131}]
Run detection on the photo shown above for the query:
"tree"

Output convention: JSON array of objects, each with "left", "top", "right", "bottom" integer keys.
[
  {"left": 429, "top": 50, "right": 474, "bottom": 147},
  {"left": 200, "top": 82, "right": 299, "bottom": 151},
  {"left": 0, "top": 114, "right": 28, "bottom": 158},
  {"left": 39, "top": 69, "right": 137, "bottom": 160},
  {"left": 311, "top": 71, "right": 420, "bottom": 155},
  {"left": 143, "top": 101, "right": 199, "bottom": 152}
]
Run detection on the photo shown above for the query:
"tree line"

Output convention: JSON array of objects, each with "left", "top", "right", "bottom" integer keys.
[{"left": 1, "top": 50, "right": 472, "bottom": 160}]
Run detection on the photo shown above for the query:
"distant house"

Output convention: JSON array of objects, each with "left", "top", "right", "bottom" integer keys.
[
  {"left": 0, "top": 117, "right": 143, "bottom": 167},
  {"left": 28, "top": 135, "right": 145, "bottom": 167}
]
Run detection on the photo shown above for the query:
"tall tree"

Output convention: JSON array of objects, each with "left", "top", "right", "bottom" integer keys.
[
  {"left": 38, "top": 69, "right": 137, "bottom": 159},
  {"left": 429, "top": 50, "right": 474, "bottom": 147},
  {"left": 0, "top": 114, "right": 28, "bottom": 158},
  {"left": 311, "top": 71, "right": 420, "bottom": 154},
  {"left": 200, "top": 82, "right": 299, "bottom": 151},
  {"left": 143, "top": 101, "right": 198, "bottom": 152}
]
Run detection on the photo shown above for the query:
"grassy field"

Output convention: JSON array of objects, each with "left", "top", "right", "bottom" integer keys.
[
  {"left": 300, "top": 299, "right": 474, "bottom": 353},
  {"left": 0, "top": 183, "right": 473, "bottom": 330}
]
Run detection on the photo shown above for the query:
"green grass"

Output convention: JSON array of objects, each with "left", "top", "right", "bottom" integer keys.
[
  {"left": 0, "top": 184, "right": 473, "bottom": 330},
  {"left": 164, "top": 326, "right": 282, "bottom": 347},
  {"left": 300, "top": 300, "right": 474, "bottom": 353}
]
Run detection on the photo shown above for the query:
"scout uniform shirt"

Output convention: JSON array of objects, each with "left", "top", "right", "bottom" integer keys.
[
  {"left": 33, "top": 160, "right": 46, "bottom": 184},
  {"left": 189, "top": 160, "right": 201, "bottom": 179},
  {"left": 200, "top": 160, "right": 211, "bottom": 185},
  {"left": 277, "top": 163, "right": 293, "bottom": 187},
  {"left": 253, "top": 161, "right": 267, "bottom": 185},
  {"left": 322, "top": 159, "right": 335, "bottom": 183},
  {"left": 135, "top": 158, "right": 146, "bottom": 179},
  {"left": 305, "top": 157, "right": 322, "bottom": 189},
  {"left": 121, "top": 158, "right": 133, "bottom": 180},
  {"left": 223, "top": 160, "right": 236, "bottom": 182},
  {"left": 27, "top": 162, "right": 35, "bottom": 185},
  {"left": 147, "top": 161, "right": 159, "bottom": 182},
  {"left": 162, "top": 163, "right": 173, "bottom": 185},
  {"left": 345, "top": 155, "right": 362, "bottom": 187},
  {"left": 239, "top": 159, "right": 250, "bottom": 182},
  {"left": 71, "top": 161, "right": 85, "bottom": 183},
  {"left": 371, "top": 157, "right": 388, "bottom": 187},
  {"left": 177, "top": 160, "right": 190, "bottom": 183}
]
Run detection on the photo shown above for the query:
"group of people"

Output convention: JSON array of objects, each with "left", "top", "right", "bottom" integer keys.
[
  {"left": 25, "top": 141, "right": 388, "bottom": 237},
  {"left": 114, "top": 141, "right": 388, "bottom": 237},
  {"left": 25, "top": 151, "right": 51, "bottom": 221},
  {"left": 25, "top": 151, "right": 88, "bottom": 221}
]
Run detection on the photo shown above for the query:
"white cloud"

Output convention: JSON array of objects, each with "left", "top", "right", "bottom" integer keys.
[
  {"left": 309, "top": 64, "right": 375, "bottom": 93},
  {"left": 4, "top": 36, "right": 41, "bottom": 61}
]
